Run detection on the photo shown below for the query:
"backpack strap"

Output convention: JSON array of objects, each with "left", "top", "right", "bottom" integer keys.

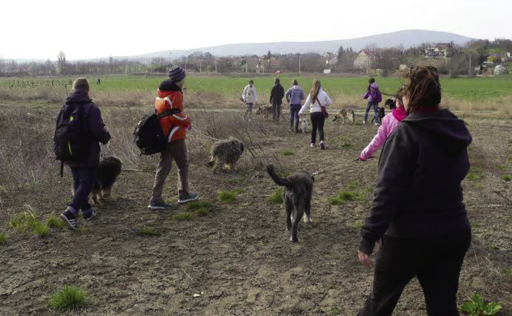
[
  {"left": 157, "top": 108, "right": 180, "bottom": 118},
  {"left": 60, "top": 161, "right": 64, "bottom": 178}
]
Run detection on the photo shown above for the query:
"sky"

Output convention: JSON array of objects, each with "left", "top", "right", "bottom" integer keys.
[{"left": 1, "top": 0, "right": 511, "bottom": 61}]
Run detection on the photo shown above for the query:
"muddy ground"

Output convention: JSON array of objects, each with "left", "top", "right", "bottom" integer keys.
[{"left": 0, "top": 109, "right": 511, "bottom": 315}]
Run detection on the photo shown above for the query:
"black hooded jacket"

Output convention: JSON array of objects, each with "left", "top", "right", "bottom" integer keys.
[
  {"left": 359, "top": 109, "right": 472, "bottom": 255},
  {"left": 65, "top": 90, "right": 111, "bottom": 168},
  {"left": 270, "top": 83, "right": 285, "bottom": 105}
]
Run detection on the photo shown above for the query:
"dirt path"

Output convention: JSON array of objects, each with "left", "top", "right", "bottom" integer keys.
[{"left": 0, "top": 118, "right": 511, "bottom": 315}]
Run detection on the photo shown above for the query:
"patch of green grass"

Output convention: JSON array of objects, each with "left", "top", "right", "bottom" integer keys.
[
  {"left": 503, "top": 266, "right": 512, "bottom": 278},
  {"left": 173, "top": 212, "right": 195, "bottom": 221},
  {"left": 218, "top": 191, "right": 238, "bottom": 203},
  {"left": 329, "top": 308, "right": 342, "bottom": 315},
  {"left": 138, "top": 226, "right": 162, "bottom": 236},
  {"left": 46, "top": 214, "right": 65, "bottom": 229},
  {"left": 223, "top": 265, "right": 235, "bottom": 272},
  {"left": 490, "top": 244, "right": 499, "bottom": 250},
  {"left": 33, "top": 222, "right": 50, "bottom": 237},
  {"left": 268, "top": 189, "right": 284, "bottom": 204},
  {"left": 0, "top": 233, "right": 6, "bottom": 244},
  {"left": 466, "top": 168, "right": 484, "bottom": 181},
  {"left": 347, "top": 180, "right": 360, "bottom": 190},
  {"left": 186, "top": 201, "right": 213, "bottom": 217},
  {"left": 281, "top": 150, "right": 295, "bottom": 156},
  {"left": 0, "top": 185, "right": 7, "bottom": 194},
  {"left": 502, "top": 174, "right": 511, "bottom": 182},
  {"left": 330, "top": 196, "right": 347, "bottom": 206},
  {"left": 48, "top": 285, "right": 87, "bottom": 310},
  {"left": 227, "top": 177, "right": 245, "bottom": 184},
  {"left": 331, "top": 190, "right": 366, "bottom": 206}
]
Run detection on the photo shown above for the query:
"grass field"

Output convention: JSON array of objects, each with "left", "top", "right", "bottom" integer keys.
[{"left": 1, "top": 74, "right": 512, "bottom": 109}]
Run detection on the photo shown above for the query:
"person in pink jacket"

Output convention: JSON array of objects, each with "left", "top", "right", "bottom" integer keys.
[{"left": 359, "top": 98, "right": 406, "bottom": 161}]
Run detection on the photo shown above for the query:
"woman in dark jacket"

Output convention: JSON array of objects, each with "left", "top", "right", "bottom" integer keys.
[
  {"left": 357, "top": 66, "right": 472, "bottom": 316},
  {"left": 61, "top": 78, "right": 111, "bottom": 230}
]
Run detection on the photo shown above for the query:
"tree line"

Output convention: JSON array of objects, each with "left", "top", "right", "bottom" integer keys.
[{"left": 1, "top": 39, "right": 510, "bottom": 77}]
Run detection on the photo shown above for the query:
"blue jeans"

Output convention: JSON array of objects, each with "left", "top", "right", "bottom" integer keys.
[
  {"left": 364, "top": 100, "right": 380, "bottom": 124},
  {"left": 70, "top": 167, "right": 98, "bottom": 215},
  {"left": 290, "top": 104, "right": 301, "bottom": 130}
]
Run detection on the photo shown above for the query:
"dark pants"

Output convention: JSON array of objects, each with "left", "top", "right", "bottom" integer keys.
[
  {"left": 364, "top": 100, "right": 380, "bottom": 124},
  {"left": 70, "top": 167, "right": 98, "bottom": 215},
  {"left": 358, "top": 230, "right": 471, "bottom": 316},
  {"left": 290, "top": 104, "right": 301, "bottom": 131},
  {"left": 310, "top": 112, "right": 325, "bottom": 144},
  {"left": 272, "top": 102, "right": 282, "bottom": 122}
]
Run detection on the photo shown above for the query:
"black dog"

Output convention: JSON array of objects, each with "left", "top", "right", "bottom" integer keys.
[
  {"left": 92, "top": 156, "right": 122, "bottom": 204},
  {"left": 371, "top": 107, "right": 385, "bottom": 123},
  {"left": 267, "top": 164, "right": 314, "bottom": 243}
]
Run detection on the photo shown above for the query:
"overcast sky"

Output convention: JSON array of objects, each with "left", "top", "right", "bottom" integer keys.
[{"left": 1, "top": 0, "right": 511, "bottom": 61}]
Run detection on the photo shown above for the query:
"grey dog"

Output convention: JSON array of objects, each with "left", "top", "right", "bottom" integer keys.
[
  {"left": 207, "top": 137, "right": 245, "bottom": 172},
  {"left": 267, "top": 164, "right": 314, "bottom": 243}
]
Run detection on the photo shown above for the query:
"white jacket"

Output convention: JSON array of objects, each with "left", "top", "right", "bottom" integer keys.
[
  {"left": 242, "top": 85, "right": 258, "bottom": 104},
  {"left": 299, "top": 88, "right": 333, "bottom": 115}
]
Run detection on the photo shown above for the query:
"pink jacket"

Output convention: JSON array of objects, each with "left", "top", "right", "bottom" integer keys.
[{"left": 359, "top": 107, "right": 406, "bottom": 161}]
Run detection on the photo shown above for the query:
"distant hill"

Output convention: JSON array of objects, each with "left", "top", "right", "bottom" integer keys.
[{"left": 120, "top": 29, "right": 474, "bottom": 61}]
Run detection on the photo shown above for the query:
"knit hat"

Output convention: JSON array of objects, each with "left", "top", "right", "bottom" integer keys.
[{"left": 169, "top": 66, "right": 186, "bottom": 83}]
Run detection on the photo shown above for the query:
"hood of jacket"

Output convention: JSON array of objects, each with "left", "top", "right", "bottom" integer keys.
[
  {"left": 370, "top": 82, "right": 379, "bottom": 89},
  {"left": 158, "top": 80, "right": 182, "bottom": 94},
  {"left": 402, "top": 109, "right": 472, "bottom": 151},
  {"left": 66, "top": 89, "right": 92, "bottom": 105}
]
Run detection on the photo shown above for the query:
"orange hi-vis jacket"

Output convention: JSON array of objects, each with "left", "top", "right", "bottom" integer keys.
[{"left": 155, "top": 89, "right": 191, "bottom": 143}]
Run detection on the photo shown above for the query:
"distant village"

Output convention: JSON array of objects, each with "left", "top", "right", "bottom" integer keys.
[{"left": 0, "top": 39, "right": 510, "bottom": 77}]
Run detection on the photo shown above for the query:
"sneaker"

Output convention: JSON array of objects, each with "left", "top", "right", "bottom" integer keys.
[
  {"left": 320, "top": 142, "right": 326, "bottom": 150},
  {"left": 178, "top": 192, "right": 199, "bottom": 204},
  {"left": 362, "top": 120, "right": 367, "bottom": 125},
  {"left": 310, "top": 143, "right": 315, "bottom": 148},
  {"left": 374, "top": 122, "right": 380, "bottom": 127},
  {"left": 61, "top": 208, "right": 78, "bottom": 230},
  {"left": 148, "top": 200, "right": 171, "bottom": 210},
  {"left": 82, "top": 209, "right": 96, "bottom": 221}
]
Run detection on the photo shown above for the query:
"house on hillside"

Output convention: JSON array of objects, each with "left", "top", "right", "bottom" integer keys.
[
  {"left": 353, "top": 49, "right": 372, "bottom": 72},
  {"left": 424, "top": 43, "right": 453, "bottom": 58}
]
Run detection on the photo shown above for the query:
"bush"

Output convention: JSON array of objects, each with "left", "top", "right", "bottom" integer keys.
[
  {"left": 33, "top": 222, "right": 50, "bottom": 237},
  {"left": 46, "top": 214, "right": 65, "bottom": 229},
  {"left": 0, "top": 233, "right": 6, "bottom": 244},
  {"left": 459, "top": 293, "right": 501, "bottom": 315},
  {"left": 48, "top": 285, "right": 87, "bottom": 310}
]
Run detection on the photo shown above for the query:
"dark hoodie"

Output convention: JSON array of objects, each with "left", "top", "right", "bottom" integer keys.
[
  {"left": 65, "top": 90, "right": 111, "bottom": 168},
  {"left": 270, "top": 83, "right": 285, "bottom": 105},
  {"left": 359, "top": 109, "right": 472, "bottom": 255}
]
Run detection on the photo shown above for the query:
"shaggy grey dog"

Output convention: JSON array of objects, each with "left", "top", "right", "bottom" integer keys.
[
  {"left": 92, "top": 156, "right": 122, "bottom": 204},
  {"left": 207, "top": 137, "right": 245, "bottom": 172},
  {"left": 267, "top": 164, "right": 314, "bottom": 243}
]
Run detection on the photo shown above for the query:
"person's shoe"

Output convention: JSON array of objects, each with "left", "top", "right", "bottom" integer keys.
[
  {"left": 374, "top": 122, "right": 380, "bottom": 127},
  {"left": 320, "top": 142, "right": 326, "bottom": 150},
  {"left": 178, "top": 192, "right": 199, "bottom": 204},
  {"left": 148, "top": 200, "right": 171, "bottom": 210},
  {"left": 61, "top": 208, "right": 78, "bottom": 230},
  {"left": 362, "top": 120, "right": 367, "bottom": 125},
  {"left": 310, "top": 143, "right": 316, "bottom": 148},
  {"left": 82, "top": 209, "right": 97, "bottom": 221}
]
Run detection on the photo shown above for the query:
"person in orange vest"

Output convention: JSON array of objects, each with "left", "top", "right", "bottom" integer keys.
[{"left": 148, "top": 66, "right": 199, "bottom": 209}]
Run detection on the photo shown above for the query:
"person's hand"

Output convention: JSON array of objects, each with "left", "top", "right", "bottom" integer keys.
[
  {"left": 358, "top": 251, "right": 372, "bottom": 268},
  {"left": 358, "top": 155, "right": 366, "bottom": 161}
]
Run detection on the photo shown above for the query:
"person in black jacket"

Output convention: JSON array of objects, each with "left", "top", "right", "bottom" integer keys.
[
  {"left": 269, "top": 78, "right": 285, "bottom": 123},
  {"left": 61, "top": 78, "right": 111, "bottom": 230},
  {"left": 357, "top": 66, "right": 472, "bottom": 316}
]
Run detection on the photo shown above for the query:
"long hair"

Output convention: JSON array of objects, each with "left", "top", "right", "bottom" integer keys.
[
  {"left": 310, "top": 80, "right": 322, "bottom": 103},
  {"left": 401, "top": 66, "right": 441, "bottom": 114}
]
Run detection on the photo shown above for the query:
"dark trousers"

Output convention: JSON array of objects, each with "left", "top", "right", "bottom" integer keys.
[
  {"left": 358, "top": 230, "right": 471, "bottom": 316},
  {"left": 364, "top": 100, "right": 380, "bottom": 124},
  {"left": 70, "top": 167, "right": 98, "bottom": 214},
  {"left": 272, "top": 102, "right": 282, "bottom": 121},
  {"left": 290, "top": 104, "right": 301, "bottom": 130},
  {"left": 310, "top": 112, "right": 325, "bottom": 144}
]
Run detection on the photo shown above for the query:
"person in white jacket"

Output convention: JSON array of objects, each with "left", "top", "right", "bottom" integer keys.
[
  {"left": 241, "top": 79, "right": 258, "bottom": 121},
  {"left": 299, "top": 80, "right": 333, "bottom": 149}
]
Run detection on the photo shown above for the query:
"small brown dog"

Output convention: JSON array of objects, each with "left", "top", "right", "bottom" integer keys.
[
  {"left": 255, "top": 105, "right": 272, "bottom": 119},
  {"left": 332, "top": 108, "right": 355, "bottom": 124}
]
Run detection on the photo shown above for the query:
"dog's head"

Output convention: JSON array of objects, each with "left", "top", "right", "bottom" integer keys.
[{"left": 100, "top": 156, "right": 122, "bottom": 175}]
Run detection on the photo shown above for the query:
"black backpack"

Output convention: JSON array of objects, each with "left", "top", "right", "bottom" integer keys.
[
  {"left": 133, "top": 109, "right": 179, "bottom": 155},
  {"left": 54, "top": 103, "right": 87, "bottom": 176}
]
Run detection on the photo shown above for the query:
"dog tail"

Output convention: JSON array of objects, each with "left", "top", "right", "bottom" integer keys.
[{"left": 266, "top": 164, "right": 289, "bottom": 186}]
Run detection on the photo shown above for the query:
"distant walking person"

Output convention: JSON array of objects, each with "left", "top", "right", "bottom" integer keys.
[
  {"left": 363, "top": 78, "right": 382, "bottom": 126},
  {"left": 241, "top": 79, "right": 258, "bottom": 121},
  {"left": 269, "top": 78, "right": 285, "bottom": 122},
  {"left": 286, "top": 79, "right": 305, "bottom": 132},
  {"left": 148, "top": 66, "right": 199, "bottom": 210},
  {"left": 60, "top": 77, "right": 111, "bottom": 229},
  {"left": 299, "top": 80, "right": 332, "bottom": 149},
  {"left": 357, "top": 66, "right": 472, "bottom": 315},
  {"left": 97, "top": 78, "right": 101, "bottom": 85}
]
